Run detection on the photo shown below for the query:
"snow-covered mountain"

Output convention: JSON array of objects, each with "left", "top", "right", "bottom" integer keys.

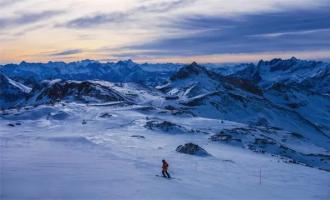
[
  {"left": 1, "top": 58, "right": 330, "bottom": 199},
  {"left": 0, "top": 72, "right": 31, "bottom": 109},
  {"left": 27, "top": 79, "right": 132, "bottom": 106},
  {"left": 0, "top": 59, "right": 177, "bottom": 87},
  {"left": 156, "top": 62, "right": 329, "bottom": 142},
  {"left": 221, "top": 57, "right": 330, "bottom": 95},
  {"left": 264, "top": 83, "right": 330, "bottom": 136}
]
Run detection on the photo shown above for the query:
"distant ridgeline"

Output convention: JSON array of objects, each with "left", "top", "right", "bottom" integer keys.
[{"left": 0, "top": 57, "right": 329, "bottom": 137}]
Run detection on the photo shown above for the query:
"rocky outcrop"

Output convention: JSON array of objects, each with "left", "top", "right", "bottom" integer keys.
[
  {"left": 176, "top": 143, "right": 210, "bottom": 156},
  {"left": 170, "top": 62, "right": 209, "bottom": 81},
  {"left": 32, "top": 80, "right": 128, "bottom": 104},
  {"left": 145, "top": 119, "right": 193, "bottom": 134}
]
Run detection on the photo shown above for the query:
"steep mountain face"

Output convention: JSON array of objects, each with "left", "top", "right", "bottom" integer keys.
[
  {"left": 226, "top": 57, "right": 330, "bottom": 94},
  {"left": 159, "top": 62, "right": 263, "bottom": 101},
  {"left": 156, "top": 63, "right": 329, "bottom": 148},
  {"left": 227, "top": 63, "right": 261, "bottom": 84},
  {"left": 214, "top": 57, "right": 330, "bottom": 136},
  {"left": 28, "top": 80, "right": 130, "bottom": 105},
  {"left": 0, "top": 73, "right": 31, "bottom": 109},
  {"left": 264, "top": 83, "right": 330, "bottom": 136},
  {"left": 170, "top": 62, "right": 211, "bottom": 81},
  {"left": 159, "top": 62, "right": 262, "bottom": 98}
]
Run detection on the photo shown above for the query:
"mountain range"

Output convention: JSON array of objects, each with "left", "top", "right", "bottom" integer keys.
[{"left": 1, "top": 57, "right": 330, "bottom": 171}]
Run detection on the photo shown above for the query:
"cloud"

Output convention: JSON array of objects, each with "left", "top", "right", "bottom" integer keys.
[
  {"left": 2, "top": 0, "right": 330, "bottom": 63},
  {"left": 64, "top": 0, "right": 195, "bottom": 28},
  {"left": 64, "top": 12, "right": 127, "bottom": 28},
  {"left": 118, "top": 5, "right": 330, "bottom": 57},
  {"left": 0, "top": 10, "right": 64, "bottom": 28},
  {"left": 49, "top": 49, "right": 82, "bottom": 56},
  {"left": 135, "top": 0, "right": 195, "bottom": 13},
  {"left": 0, "top": 0, "right": 25, "bottom": 7}
]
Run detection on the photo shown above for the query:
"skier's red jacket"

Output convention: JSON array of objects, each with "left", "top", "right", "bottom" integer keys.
[{"left": 162, "top": 161, "right": 169, "bottom": 171}]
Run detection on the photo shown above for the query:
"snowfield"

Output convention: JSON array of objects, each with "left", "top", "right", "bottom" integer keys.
[
  {"left": 1, "top": 58, "right": 330, "bottom": 199},
  {"left": 1, "top": 103, "right": 329, "bottom": 200}
]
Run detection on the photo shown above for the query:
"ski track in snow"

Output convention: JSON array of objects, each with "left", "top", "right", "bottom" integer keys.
[{"left": 1, "top": 104, "right": 330, "bottom": 200}]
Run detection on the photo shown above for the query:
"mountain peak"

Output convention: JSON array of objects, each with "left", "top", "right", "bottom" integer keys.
[
  {"left": 116, "top": 59, "right": 135, "bottom": 66},
  {"left": 170, "top": 62, "right": 208, "bottom": 81},
  {"left": 191, "top": 61, "right": 198, "bottom": 66},
  {"left": 257, "top": 57, "right": 300, "bottom": 72},
  {"left": 19, "top": 61, "right": 28, "bottom": 65},
  {"left": 290, "top": 56, "right": 298, "bottom": 61}
]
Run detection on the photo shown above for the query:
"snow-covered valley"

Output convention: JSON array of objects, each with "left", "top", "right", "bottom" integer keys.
[{"left": 1, "top": 57, "right": 330, "bottom": 199}]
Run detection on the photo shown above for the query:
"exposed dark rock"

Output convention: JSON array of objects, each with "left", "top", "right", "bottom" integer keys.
[
  {"left": 132, "top": 106, "right": 155, "bottom": 112},
  {"left": 229, "top": 63, "right": 261, "bottom": 84},
  {"left": 210, "top": 129, "right": 248, "bottom": 144},
  {"left": 99, "top": 113, "right": 112, "bottom": 118},
  {"left": 34, "top": 81, "right": 127, "bottom": 104},
  {"left": 287, "top": 103, "right": 301, "bottom": 109},
  {"left": 254, "top": 138, "right": 276, "bottom": 145},
  {"left": 176, "top": 143, "right": 210, "bottom": 156},
  {"left": 170, "top": 62, "right": 263, "bottom": 96},
  {"left": 144, "top": 119, "right": 191, "bottom": 134},
  {"left": 270, "top": 82, "right": 288, "bottom": 91},
  {"left": 224, "top": 76, "right": 263, "bottom": 96},
  {"left": 131, "top": 135, "right": 145, "bottom": 139},
  {"left": 210, "top": 131, "right": 232, "bottom": 142},
  {"left": 253, "top": 117, "right": 270, "bottom": 128},
  {"left": 291, "top": 132, "right": 304, "bottom": 139},
  {"left": 170, "top": 62, "right": 209, "bottom": 81},
  {"left": 164, "top": 105, "right": 176, "bottom": 110},
  {"left": 165, "top": 95, "right": 179, "bottom": 100}
]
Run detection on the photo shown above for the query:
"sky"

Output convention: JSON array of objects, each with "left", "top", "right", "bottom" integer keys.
[{"left": 0, "top": 0, "right": 330, "bottom": 64}]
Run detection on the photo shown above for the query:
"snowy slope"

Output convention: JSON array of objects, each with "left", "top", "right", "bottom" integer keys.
[
  {"left": 155, "top": 63, "right": 329, "bottom": 148},
  {"left": 264, "top": 84, "right": 330, "bottom": 136},
  {"left": 0, "top": 72, "right": 32, "bottom": 109},
  {"left": 1, "top": 103, "right": 329, "bottom": 199}
]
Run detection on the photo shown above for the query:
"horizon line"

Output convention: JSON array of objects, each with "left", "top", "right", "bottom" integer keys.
[{"left": 1, "top": 55, "right": 330, "bottom": 66}]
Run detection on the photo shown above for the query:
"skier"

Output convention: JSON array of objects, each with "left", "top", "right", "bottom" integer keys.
[{"left": 161, "top": 159, "right": 171, "bottom": 178}]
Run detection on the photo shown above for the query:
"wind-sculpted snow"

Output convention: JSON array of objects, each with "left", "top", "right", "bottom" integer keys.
[
  {"left": 210, "top": 127, "right": 330, "bottom": 171},
  {"left": 0, "top": 106, "right": 71, "bottom": 121},
  {"left": 1, "top": 103, "right": 329, "bottom": 199},
  {"left": 46, "top": 136, "right": 96, "bottom": 146}
]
